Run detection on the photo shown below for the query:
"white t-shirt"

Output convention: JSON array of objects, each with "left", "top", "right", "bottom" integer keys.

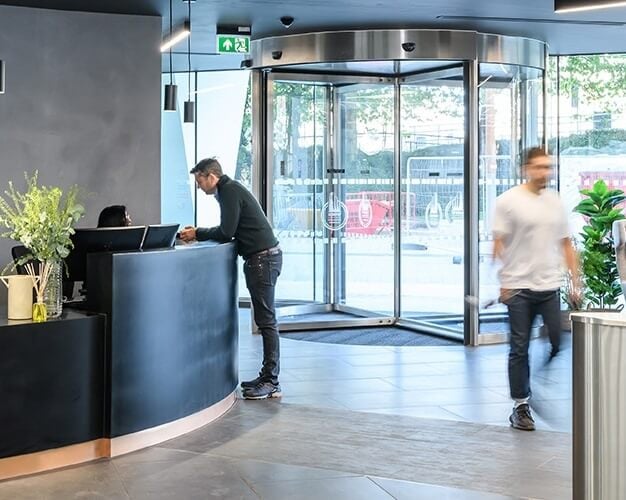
[{"left": 492, "top": 185, "right": 570, "bottom": 291}]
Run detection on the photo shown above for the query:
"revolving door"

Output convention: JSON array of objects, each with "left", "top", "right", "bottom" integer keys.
[{"left": 249, "top": 30, "right": 547, "bottom": 344}]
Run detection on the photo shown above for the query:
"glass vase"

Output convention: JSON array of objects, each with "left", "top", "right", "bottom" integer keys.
[
  {"left": 32, "top": 299, "right": 47, "bottom": 322},
  {"left": 43, "top": 260, "right": 63, "bottom": 318}
]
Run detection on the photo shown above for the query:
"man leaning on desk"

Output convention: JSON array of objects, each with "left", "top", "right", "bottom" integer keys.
[{"left": 178, "top": 158, "right": 283, "bottom": 401}]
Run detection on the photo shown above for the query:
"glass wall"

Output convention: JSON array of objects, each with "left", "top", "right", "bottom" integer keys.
[
  {"left": 553, "top": 55, "right": 626, "bottom": 239},
  {"left": 161, "top": 70, "right": 252, "bottom": 297},
  {"left": 161, "top": 72, "right": 195, "bottom": 228}
]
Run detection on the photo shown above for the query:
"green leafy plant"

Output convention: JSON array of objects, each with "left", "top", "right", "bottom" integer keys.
[
  {"left": 574, "top": 179, "right": 626, "bottom": 309},
  {"left": 0, "top": 172, "right": 84, "bottom": 299}
]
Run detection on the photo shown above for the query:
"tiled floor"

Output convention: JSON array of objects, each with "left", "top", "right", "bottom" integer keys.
[
  {"left": 243, "top": 310, "right": 572, "bottom": 433},
  {"left": 0, "top": 309, "right": 573, "bottom": 499}
]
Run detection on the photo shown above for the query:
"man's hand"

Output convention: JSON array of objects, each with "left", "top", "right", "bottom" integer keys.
[
  {"left": 569, "top": 285, "right": 583, "bottom": 310},
  {"left": 178, "top": 226, "right": 197, "bottom": 242}
]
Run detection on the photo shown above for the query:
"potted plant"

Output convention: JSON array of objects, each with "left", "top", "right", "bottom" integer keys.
[
  {"left": 573, "top": 179, "right": 625, "bottom": 310},
  {"left": 0, "top": 172, "right": 84, "bottom": 321}
]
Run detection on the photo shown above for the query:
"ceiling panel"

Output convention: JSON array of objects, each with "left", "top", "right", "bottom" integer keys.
[{"left": 2, "top": 0, "right": 626, "bottom": 71}]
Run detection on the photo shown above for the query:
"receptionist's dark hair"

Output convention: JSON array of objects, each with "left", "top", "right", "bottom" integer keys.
[
  {"left": 190, "top": 157, "right": 223, "bottom": 177},
  {"left": 97, "top": 205, "right": 129, "bottom": 228}
]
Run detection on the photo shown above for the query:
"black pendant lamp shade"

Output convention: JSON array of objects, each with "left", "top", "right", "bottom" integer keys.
[
  {"left": 184, "top": 100, "right": 195, "bottom": 123},
  {"left": 183, "top": 0, "right": 195, "bottom": 123},
  {"left": 163, "top": 0, "right": 177, "bottom": 112},
  {"left": 164, "top": 83, "right": 177, "bottom": 111}
]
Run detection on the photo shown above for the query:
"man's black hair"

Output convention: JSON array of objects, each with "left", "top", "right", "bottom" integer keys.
[{"left": 190, "top": 157, "right": 223, "bottom": 177}]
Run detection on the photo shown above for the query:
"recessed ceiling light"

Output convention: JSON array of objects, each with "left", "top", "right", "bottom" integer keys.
[
  {"left": 555, "top": 0, "right": 626, "bottom": 13},
  {"left": 161, "top": 20, "right": 191, "bottom": 52},
  {"left": 436, "top": 15, "right": 626, "bottom": 25}
]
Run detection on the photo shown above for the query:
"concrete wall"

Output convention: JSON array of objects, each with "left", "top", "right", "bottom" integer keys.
[{"left": 0, "top": 6, "right": 161, "bottom": 300}]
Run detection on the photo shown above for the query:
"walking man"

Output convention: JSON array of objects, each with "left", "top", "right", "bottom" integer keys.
[
  {"left": 492, "top": 147, "right": 580, "bottom": 430},
  {"left": 179, "top": 158, "right": 283, "bottom": 400}
]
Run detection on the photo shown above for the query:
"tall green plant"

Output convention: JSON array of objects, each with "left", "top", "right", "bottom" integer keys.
[{"left": 574, "top": 179, "right": 625, "bottom": 309}]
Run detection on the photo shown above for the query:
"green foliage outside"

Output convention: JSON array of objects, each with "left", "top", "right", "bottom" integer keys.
[
  {"left": 549, "top": 129, "right": 626, "bottom": 153},
  {"left": 0, "top": 172, "right": 84, "bottom": 265},
  {"left": 558, "top": 55, "right": 626, "bottom": 112},
  {"left": 574, "top": 180, "right": 626, "bottom": 309}
]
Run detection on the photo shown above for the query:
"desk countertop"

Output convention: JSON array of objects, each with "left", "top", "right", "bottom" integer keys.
[{"left": 0, "top": 307, "right": 99, "bottom": 329}]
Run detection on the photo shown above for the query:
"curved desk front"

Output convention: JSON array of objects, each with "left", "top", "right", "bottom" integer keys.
[{"left": 0, "top": 241, "right": 238, "bottom": 480}]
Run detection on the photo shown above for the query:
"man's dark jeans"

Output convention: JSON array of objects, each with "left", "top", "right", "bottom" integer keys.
[
  {"left": 505, "top": 289, "right": 561, "bottom": 400},
  {"left": 244, "top": 249, "right": 283, "bottom": 385}
]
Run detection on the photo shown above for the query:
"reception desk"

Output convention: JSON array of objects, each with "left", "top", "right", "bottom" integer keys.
[{"left": 0, "top": 241, "right": 239, "bottom": 480}]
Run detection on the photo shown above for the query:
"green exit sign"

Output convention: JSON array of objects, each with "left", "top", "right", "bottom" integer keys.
[{"left": 217, "top": 35, "right": 250, "bottom": 54}]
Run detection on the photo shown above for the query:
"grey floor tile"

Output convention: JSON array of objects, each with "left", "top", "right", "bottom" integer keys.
[
  {"left": 370, "top": 476, "right": 519, "bottom": 500},
  {"left": 382, "top": 374, "right": 510, "bottom": 391},
  {"left": 249, "top": 476, "right": 393, "bottom": 500},
  {"left": 286, "top": 363, "right": 449, "bottom": 381},
  {"left": 281, "top": 356, "right": 356, "bottom": 370},
  {"left": 0, "top": 461, "right": 129, "bottom": 500},
  {"left": 365, "top": 405, "right": 468, "bottom": 421},
  {"left": 442, "top": 401, "right": 517, "bottom": 424},
  {"left": 340, "top": 387, "right": 510, "bottom": 411},
  {"left": 232, "top": 458, "right": 359, "bottom": 484},
  {"left": 282, "top": 377, "right": 399, "bottom": 395},
  {"left": 277, "top": 395, "right": 349, "bottom": 410},
  {"left": 113, "top": 450, "right": 258, "bottom": 500},
  {"left": 340, "top": 349, "right": 482, "bottom": 367}
]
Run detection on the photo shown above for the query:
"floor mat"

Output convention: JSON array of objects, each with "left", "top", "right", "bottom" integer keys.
[{"left": 281, "top": 326, "right": 459, "bottom": 346}]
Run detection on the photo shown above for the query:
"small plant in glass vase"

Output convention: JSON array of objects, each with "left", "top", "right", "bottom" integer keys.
[
  {"left": 573, "top": 179, "right": 625, "bottom": 311},
  {"left": 0, "top": 172, "right": 84, "bottom": 321}
]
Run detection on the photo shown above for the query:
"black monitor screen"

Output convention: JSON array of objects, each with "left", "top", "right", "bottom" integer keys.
[
  {"left": 65, "top": 226, "right": 146, "bottom": 283},
  {"left": 142, "top": 223, "right": 180, "bottom": 250}
]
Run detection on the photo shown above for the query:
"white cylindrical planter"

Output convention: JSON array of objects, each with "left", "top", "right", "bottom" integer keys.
[{"left": 1, "top": 275, "right": 34, "bottom": 320}]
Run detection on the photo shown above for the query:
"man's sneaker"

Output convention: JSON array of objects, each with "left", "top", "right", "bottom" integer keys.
[
  {"left": 509, "top": 403, "right": 536, "bottom": 431},
  {"left": 240, "top": 376, "right": 263, "bottom": 389},
  {"left": 242, "top": 382, "right": 282, "bottom": 400}
]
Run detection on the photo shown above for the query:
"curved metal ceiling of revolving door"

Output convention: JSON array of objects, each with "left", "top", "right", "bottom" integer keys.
[{"left": 266, "top": 60, "right": 462, "bottom": 77}]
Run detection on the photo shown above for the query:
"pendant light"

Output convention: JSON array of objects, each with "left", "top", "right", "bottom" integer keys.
[
  {"left": 183, "top": 0, "right": 195, "bottom": 123},
  {"left": 163, "top": 0, "right": 177, "bottom": 111}
]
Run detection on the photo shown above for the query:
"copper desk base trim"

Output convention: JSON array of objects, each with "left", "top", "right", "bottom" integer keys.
[
  {"left": 110, "top": 391, "right": 236, "bottom": 457},
  {"left": 0, "top": 391, "right": 236, "bottom": 481}
]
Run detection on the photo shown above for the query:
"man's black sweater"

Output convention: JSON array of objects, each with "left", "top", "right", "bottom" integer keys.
[{"left": 195, "top": 175, "right": 278, "bottom": 258}]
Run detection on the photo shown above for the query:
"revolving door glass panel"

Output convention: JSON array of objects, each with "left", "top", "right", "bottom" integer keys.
[
  {"left": 269, "top": 81, "right": 329, "bottom": 309},
  {"left": 335, "top": 84, "right": 395, "bottom": 316},
  {"left": 398, "top": 68, "right": 467, "bottom": 334},
  {"left": 477, "top": 64, "right": 545, "bottom": 337}
]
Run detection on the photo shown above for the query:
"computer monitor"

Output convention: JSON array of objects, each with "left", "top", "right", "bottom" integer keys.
[
  {"left": 65, "top": 226, "right": 146, "bottom": 283},
  {"left": 141, "top": 223, "right": 180, "bottom": 250}
]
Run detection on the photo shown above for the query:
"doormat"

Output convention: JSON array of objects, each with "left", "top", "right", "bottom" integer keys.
[{"left": 281, "top": 326, "right": 459, "bottom": 346}]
